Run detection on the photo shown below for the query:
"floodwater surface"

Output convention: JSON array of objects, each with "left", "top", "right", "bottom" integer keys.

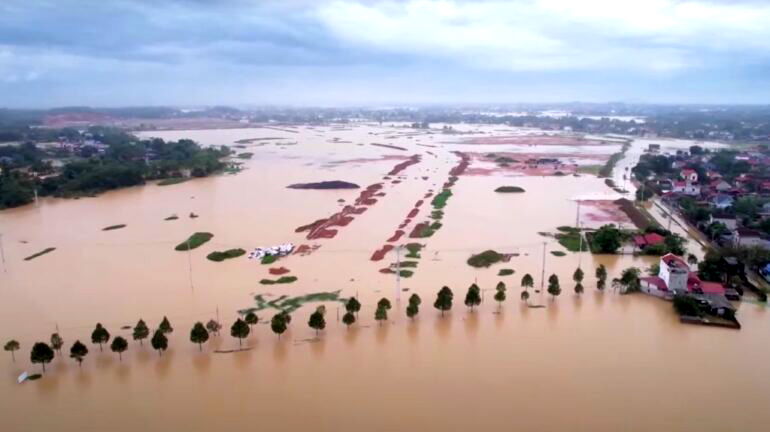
[{"left": 0, "top": 124, "right": 766, "bottom": 431}]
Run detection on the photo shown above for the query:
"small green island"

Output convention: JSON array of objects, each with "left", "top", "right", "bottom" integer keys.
[
  {"left": 495, "top": 186, "right": 526, "bottom": 193},
  {"left": 207, "top": 248, "right": 246, "bottom": 262},
  {"left": 24, "top": 247, "right": 57, "bottom": 261},
  {"left": 467, "top": 249, "right": 505, "bottom": 268},
  {"left": 102, "top": 224, "right": 126, "bottom": 231},
  {"left": 175, "top": 232, "right": 214, "bottom": 251}
]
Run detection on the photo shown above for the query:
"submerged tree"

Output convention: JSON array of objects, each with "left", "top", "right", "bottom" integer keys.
[
  {"left": 375, "top": 305, "right": 388, "bottom": 326},
  {"left": 190, "top": 322, "right": 210, "bottom": 351},
  {"left": 408, "top": 293, "right": 422, "bottom": 307},
  {"left": 574, "top": 282, "right": 584, "bottom": 294},
  {"left": 30, "top": 342, "right": 54, "bottom": 373},
  {"left": 230, "top": 318, "right": 250, "bottom": 347},
  {"left": 69, "top": 340, "right": 88, "bottom": 367},
  {"left": 573, "top": 267, "right": 584, "bottom": 284},
  {"left": 377, "top": 298, "right": 392, "bottom": 311},
  {"left": 151, "top": 329, "right": 168, "bottom": 356},
  {"left": 133, "top": 319, "right": 150, "bottom": 345},
  {"left": 434, "top": 286, "right": 454, "bottom": 317},
  {"left": 271, "top": 313, "right": 288, "bottom": 339},
  {"left": 618, "top": 267, "right": 642, "bottom": 293},
  {"left": 50, "top": 333, "right": 64, "bottom": 355},
  {"left": 406, "top": 303, "right": 419, "bottom": 320},
  {"left": 110, "top": 336, "right": 128, "bottom": 361},
  {"left": 465, "top": 283, "right": 482, "bottom": 311},
  {"left": 4, "top": 340, "right": 20, "bottom": 362},
  {"left": 206, "top": 319, "right": 222, "bottom": 336},
  {"left": 342, "top": 311, "right": 356, "bottom": 328},
  {"left": 596, "top": 264, "right": 608, "bottom": 290},
  {"left": 244, "top": 312, "right": 259, "bottom": 328},
  {"left": 547, "top": 274, "right": 561, "bottom": 299},
  {"left": 159, "top": 316, "right": 174, "bottom": 334},
  {"left": 520, "top": 290, "right": 530, "bottom": 303},
  {"left": 521, "top": 274, "right": 534, "bottom": 291},
  {"left": 494, "top": 282, "right": 507, "bottom": 309},
  {"left": 345, "top": 297, "right": 362, "bottom": 317},
  {"left": 91, "top": 323, "right": 110, "bottom": 352},
  {"left": 308, "top": 310, "right": 326, "bottom": 336}
]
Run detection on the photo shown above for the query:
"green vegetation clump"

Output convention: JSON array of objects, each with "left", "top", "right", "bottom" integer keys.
[
  {"left": 494, "top": 186, "right": 525, "bottom": 193},
  {"left": 174, "top": 232, "right": 214, "bottom": 251},
  {"left": 399, "top": 261, "right": 419, "bottom": 268},
  {"left": 576, "top": 165, "right": 603, "bottom": 176},
  {"left": 554, "top": 227, "right": 588, "bottom": 252},
  {"left": 405, "top": 243, "right": 423, "bottom": 259},
  {"left": 495, "top": 156, "right": 517, "bottom": 164},
  {"left": 102, "top": 224, "right": 126, "bottom": 231},
  {"left": 24, "top": 247, "right": 56, "bottom": 261},
  {"left": 431, "top": 189, "right": 453, "bottom": 209},
  {"left": 498, "top": 268, "right": 515, "bottom": 276},
  {"left": 239, "top": 291, "right": 345, "bottom": 315},
  {"left": 236, "top": 152, "right": 254, "bottom": 159},
  {"left": 261, "top": 254, "right": 278, "bottom": 265},
  {"left": 599, "top": 142, "right": 630, "bottom": 178},
  {"left": 399, "top": 270, "right": 414, "bottom": 278},
  {"left": 157, "top": 177, "right": 189, "bottom": 186},
  {"left": 467, "top": 250, "right": 504, "bottom": 268},
  {"left": 207, "top": 248, "right": 246, "bottom": 262},
  {"left": 259, "top": 276, "right": 298, "bottom": 285},
  {"left": 430, "top": 210, "right": 444, "bottom": 220},
  {"left": 673, "top": 294, "right": 702, "bottom": 317},
  {"left": 164, "top": 214, "right": 179, "bottom": 221},
  {"left": 551, "top": 251, "right": 567, "bottom": 257}
]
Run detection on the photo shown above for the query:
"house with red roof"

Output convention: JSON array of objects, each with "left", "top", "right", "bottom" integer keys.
[
  {"left": 640, "top": 253, "right": 726, "bottom": 297},
  {"left": 633, "top": 232, "right": 665, "bottom": 249}
]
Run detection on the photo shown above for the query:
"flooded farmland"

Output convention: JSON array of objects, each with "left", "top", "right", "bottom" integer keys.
[{"left": 1, "top": 123, "right": 768, "bottom": 431}]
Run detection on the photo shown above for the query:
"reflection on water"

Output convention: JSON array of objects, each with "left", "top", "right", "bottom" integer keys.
[{"left": 1, "top": 124, "right": 768, "bottom": 431}]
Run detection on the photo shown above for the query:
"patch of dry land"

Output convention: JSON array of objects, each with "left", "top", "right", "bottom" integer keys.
[{"left": 0, "top": 123, "right": 765, "bottom": 432}]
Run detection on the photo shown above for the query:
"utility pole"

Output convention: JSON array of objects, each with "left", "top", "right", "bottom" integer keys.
[
  {"left": 540, "top": 241, "right": 547, "bottom": 293},
  {"left": 577, "top": 223, "right": 584, "bottom": 269},
  {"left": 0, "top": 233, "right": 6, "bottom": 273},
  {"left": 187, "top": 238, "right": 194, "bottom": 292},
  {"left": 575, "top": 200, "right": 581, "bottom": 227}
]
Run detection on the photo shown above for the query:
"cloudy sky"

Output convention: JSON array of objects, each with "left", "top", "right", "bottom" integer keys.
[{"left": 1, "top": 0, "right": 769, "bottom": 107}]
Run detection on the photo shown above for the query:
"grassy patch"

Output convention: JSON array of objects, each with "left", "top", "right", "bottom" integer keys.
[
  {"left": 494, "top": 186, "right": 525, "bottom": 193},
  {"left": 431, "top": 189, "right": 453, "bottom": 209},
  {"left": 576, "top": 165, "right": 603, "bottom": 176},
  {"left": 554, "top": 227, "right": 588, "bottom": 252},
  {"left": 24, "top": 247, "right": 56, "bottom": 261},
  {"left": 174, "top": 232, "right": 214, "bottom": 251},
  {"left": 467, "top": 250, "right": 504, "bottom": 268},
  {"left": 239, "top": 291, "right": 345, "bottom": 315},
  {"left": 405, "top": 243, "right": 423, "bottom": 259},
  {"left": 237, "top": 152, "right": 254, "bottom": 159},
  {"left": 259, "top": 276, "right": 298, "bottom": 285},
  {"left": 551, "top": 251, "right": 567, "bottom": 257},
  {"left": 430, "top": 210, "right": 444, "bottom": 220},
  {"left": 102, "top": 224, "right": 126, "bottom": 231},
  {"left": 498, "top": 268, "right": 515, "bottom": 276},
  {"left": 207, "top": 248, "right": 246, "bottom": 262},
  {"left": 399, "top": 270, "right": 414, "bottom": 278},
  {"left": 157, "top": 177, "right": 189, "bottom": 186},
  {"left": 399, "top": 261, "right": 419, "bottom": 268},
  {"left": 261, "top": 254, "right": 278, "bottom": 265}
]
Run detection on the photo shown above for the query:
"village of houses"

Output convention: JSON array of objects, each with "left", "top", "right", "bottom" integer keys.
[{"left": 631, "top": 142, "right": 770, "bottom": 328}]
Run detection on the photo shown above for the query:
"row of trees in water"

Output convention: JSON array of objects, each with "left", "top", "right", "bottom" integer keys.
[{"left": 5, "top": 264, "right": 643, "bottom": 373}]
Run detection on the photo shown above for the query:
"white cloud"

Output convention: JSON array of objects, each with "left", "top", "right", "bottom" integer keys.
[{"left": 316, "top": 0, "right": 770, "bottom": 72}]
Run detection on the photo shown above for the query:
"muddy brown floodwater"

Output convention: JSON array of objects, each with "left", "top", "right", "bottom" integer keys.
[{"left": 1, "top": 124, "right": 768, "bottom": 431}]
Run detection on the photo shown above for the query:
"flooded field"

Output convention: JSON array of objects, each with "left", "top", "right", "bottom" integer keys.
[{"left": 1, "top": 124, "right": 767, "bottom": 431}]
